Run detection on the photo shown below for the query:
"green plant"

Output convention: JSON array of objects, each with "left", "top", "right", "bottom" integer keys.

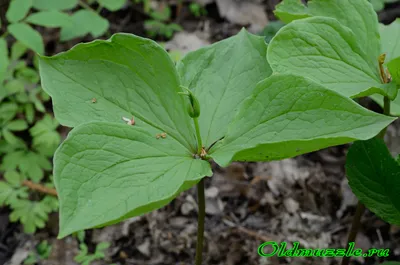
[
  {"left": 74, "top": 230, "right": 110, "bottom": 265},
  {"left": 272, "top": 1, "right": 400, "bottom": 265},
  {"left": 1, "top": 0, "right": 128, "bottom": 51},
  {"left": 144, "top": 4, "right": 182, "bottom": 38},
  {"left": 189, "top": 2, "right": 207, "bottom": 17},
  {"left": 24, "top": 240, "right": 52, "bottom": 264},
  {"left": 38, "top": 1, "right": 399, "bottom": 260}
]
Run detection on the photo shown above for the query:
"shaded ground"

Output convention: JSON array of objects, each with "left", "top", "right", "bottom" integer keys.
[{"left": 1, "top": 0, "right": 400, "bottom": 265}]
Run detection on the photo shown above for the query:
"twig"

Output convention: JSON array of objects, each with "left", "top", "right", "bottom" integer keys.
[{"left": 22, "top": 180, "right": 58, "bottom": 197}]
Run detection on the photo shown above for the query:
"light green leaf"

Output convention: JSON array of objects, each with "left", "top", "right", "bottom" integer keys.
[
  {"left": 380, "top": 19, "right": 400, "bottom": 63},
  {"left": 346, "top": 138, "right": 400, "bottom": 225},
  {"left": 307, "top": 0, "right": 380, "bottom": 69},
  {"left": 2, "top": 128, "right": 19, "bottom": 144},
  {"left": 60, "top": 10, "right": 109, "bottom": 41},
  {"left": 8, "top": 23, "right": 44, "bottom": 54},
  {"left": 274, "top": 0, "right": 380, "bottom": 67},
  {"left": 11, "top": 42, "right": 28, "bottom": 60},
  {"left": 97, "top": 0, "right": 125, "bottom": 11},
  {"left": 370, "top": 0, "right": 384, "bottom": 11},
  {"left": 39, "top": 33, "right": 196, "bottom": 151},
  {"left": 54, "top": 122, "right": 212, "bottom": 238},
  {"left": 268, "top": 17, "right": 390, "bottom": 99},
  {"left": 25, "top": 11, "right": 72, "bottom": 27},
  {"left": 10, "top": 199, "right": 52, "bottom": 233},
  {"left": 177, "top": 29, "right": 272, "bottom": 147},
  {"left": 388, "top": 57, "right": 400, "bottom": 85},
  {"left": 0, "top": 150, "right": 51, "bottom": 182},
  {"left": 210, "top": 74, "right": 396, "bottom": 166},
  {"left": 7, "top": 119, "right": 28, "bottom": 131},
  {"left": 30, "top": 114, "right": 60, "bottom": 153},
  {"left": 0, "top": 38, "right": 8, "bottom": 83},
  {"left": 6, "top": 0, "right": 33, "bottom": 23},
  {"left": 32, "top": 0, "right": 78, "bottom": 10},
  {"left": 0, "top": 171, "right": 28, "bottom": 206},
  {"left": 0, "top": 102, "right": 18, "bottom": 122},
  {"left": 274, "top": 0, "right": 310, "bottom": 24}
]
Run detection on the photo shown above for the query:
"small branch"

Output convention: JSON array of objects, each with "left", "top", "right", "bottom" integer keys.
[
  {"left": 195, "top": 178, "right": 205, "bottom": 265},
  {"left": 22, "top": 180, "right": 58, "bottom": 197}
]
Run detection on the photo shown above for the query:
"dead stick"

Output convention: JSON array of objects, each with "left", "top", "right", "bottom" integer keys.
[{"left": 22, "top": 180, "right": 58, "bottom": 197}]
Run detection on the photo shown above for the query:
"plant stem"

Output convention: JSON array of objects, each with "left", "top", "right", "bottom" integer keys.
[
  {"left": 378, "top": 96, "right": 391, "bottom": 138},
  {"left": 195, "top": 178, "right": 205, "bottom": 265},
  {"left": 341, "top": 95, "right": 391, "bottom": 265},
  {"left": 340, "top": 201, "right": 365, "bottom": 265},
  {"left": 193, "top": 117, "right": 202, "bottom": 154}
]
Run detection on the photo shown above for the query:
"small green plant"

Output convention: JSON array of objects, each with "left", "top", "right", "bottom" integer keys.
[
  {"left": 189, "top": 2, "right": 207, "bottom": 17},
  {"left": 74, "top": 231, "right": 110, "bottom": 265},
  {"left": 38, "top": 1, "right": 399, "bottom": 263},
  {"left": 144, "top": 4, "right": 182, "bottom": 38},
  {"left": 1, "top": 0, "right": 127, "bottom": 53},
  {"left": 23, "top": 240, "right": 52, "bottom": 264}
]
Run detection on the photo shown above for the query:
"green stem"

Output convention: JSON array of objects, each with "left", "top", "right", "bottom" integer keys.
[
  {"left": 193, "top": 117, "right": 202, "bottom": 154},
  {"left": 78, "top": 0, "right": 96, "bottom": 12},
  {"left": 195, "top": 178, "right": 205, "bottom": 265},
  {"left": 341, "top": 96, "right": 391, "bottom": 265},
  {"left": 378, "top": 96, "right": 391, "bottom": 138}
]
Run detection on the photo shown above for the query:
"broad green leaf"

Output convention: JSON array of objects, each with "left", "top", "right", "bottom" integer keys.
[
  {"left": 54, "top": 122, "right": 212, "bottom": 237},
  {"left": 268, "top": 17, "right": 392, "bottom": 99},
  {"left": 32, "top": 0, "right": 78, "bottom": 10},
  {"left": 8, "top": 23, "right": 44, "bottom": 55},
  {"left": 346, "top": 138, "right": 400, "bottom": 225},
  {"left": 380, "top": 262, "right": 400, "bottom": 265},
  {"left": 0, "top": 38, "right": 8, "bottom": 83},
  {"left": 177, "top": 29, "right": 272, "bottom": 147},
  {"left": 274, "top": 0, "right": 380, "bottom": 67},
  {"left": 6, "top": 0, "right": 33, "bottom": 23},
  {"left": 274, "top": 0, "right": 310, "bottom": 24},
  {"left": 210, "top": 74, "right": 396, "bottom": 167},
  {"left": 388, "top": 57, "right": 400, "bottom": 85},
  {"left": 39, "top": 33, "right": 196, "bottom": 151},
  {"left": 60, "top": 10, "right": 109, "bottom": 41},
  {"left": 380, "top": 19, "right": 400, "bottom": 62},
  {"left": 97, "top": 0, "right": 125, "bottom": 11},
  {"left": 25, "top": 11, "right": 72, "bottom": 27}
]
